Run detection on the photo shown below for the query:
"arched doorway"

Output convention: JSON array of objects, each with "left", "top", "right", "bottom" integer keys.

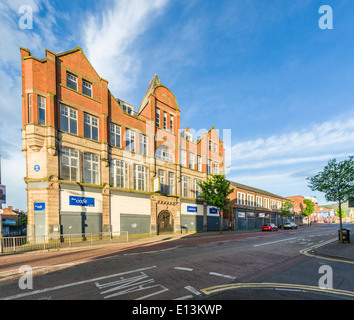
[{"left": 157, "top": 211, "right": 174, "bottom": 235}]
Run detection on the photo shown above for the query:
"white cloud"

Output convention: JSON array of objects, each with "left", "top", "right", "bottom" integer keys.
[
  {"left": 227, "top": 116, "right": 354, "bottom": 204},
  {"left": 82, "top": 0, "right": 168, "bottom": 97},
  {"left": 0, "top": 0, "right": 59, "bottom": 210},
  {"left": 231, "top": 117, "right": 354, "bottom": 167}
]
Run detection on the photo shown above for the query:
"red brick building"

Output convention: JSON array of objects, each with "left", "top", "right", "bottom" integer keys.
[
  {"left": 20, "top": 47, "right": 225, "bottom": 239},
  {"left": 226, "top": 182, "right": 293, "bottom": 230}
]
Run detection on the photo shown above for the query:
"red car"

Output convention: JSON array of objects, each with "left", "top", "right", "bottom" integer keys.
[{"left": 262, "top": 223, "right": 278, "bottom": 231}]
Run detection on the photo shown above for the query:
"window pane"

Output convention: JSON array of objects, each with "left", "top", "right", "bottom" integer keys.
[
  {"left": 70, "top": 118, "right": 77, "bottom": 134},
  {"left": 84, "top": 123, "right": 91, "bottom": 139},
  {"left": 67, "top": 73, "right": 77, "bottom": 91},
  {"left": 92, "top": 126, "right": 98, "bottom": 141},
  {"left": 60, "top": 114, "right": 68, "bottom": 132}
]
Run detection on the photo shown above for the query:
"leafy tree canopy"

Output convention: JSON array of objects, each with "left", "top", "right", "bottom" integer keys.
[
  {"left": 307, "top": 156, "right": 354, "bottom": 204},
  {"left": 197, "top": 175, "right": 234, "bottom": 213}
]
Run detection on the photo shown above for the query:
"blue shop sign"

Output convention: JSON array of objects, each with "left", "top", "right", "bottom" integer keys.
[
  {"left": 34, "top": 202, "right": 45, "bottom": 211},
  {"left": 209, "top": 208, "right": 218, "bottom": 214},
  {"left": 187, "top": 206, "right": 198, "bottom": 213},
  {"left": 69, "top": 196, "right": 95, "bottom": 207}
]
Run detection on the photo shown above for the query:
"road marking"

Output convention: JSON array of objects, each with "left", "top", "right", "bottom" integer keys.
[
  {"left": 184, "top": 286, "right": 201, "bottom": 296},
  {"left": 200, "top": 282, "right": 354, "bottom": 298},
  {"left": 124, "top": 246, "right": 180, "bottom": 256},
  {"left": 300, "top": 238, "right": 354, "bottom": 264},
  {"left": 209, "top": 272, "right": 236, "bottom": 280},
  {"left": 96, "top": 271, "right": 169, "bottom": 300},
  {"left": 0, "top": 266, "right": 157, "bottom": 300},
  {"left": 253, "top": 237, "right": 297, "bottom": 247},
  {"left": 174, "top": 267, "right": 193, "bottom": 272},
  {"left": 174, "top": 295, "right": 193, "bottom": 300}
]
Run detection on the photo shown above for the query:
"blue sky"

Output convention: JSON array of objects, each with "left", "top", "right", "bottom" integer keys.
[{"left": 0, "top": 0, "right": 354, "bottom": 210}]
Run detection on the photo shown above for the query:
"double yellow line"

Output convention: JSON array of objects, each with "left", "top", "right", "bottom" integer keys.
[
  {"left": 300, "top": 238, "right": 354, "bottom": 264},
  {"left": 200, "top": 282, "right": 354, "bottom": 298},
  {"left": 201, "top": 238, "right": 354, "bottom": 299}
]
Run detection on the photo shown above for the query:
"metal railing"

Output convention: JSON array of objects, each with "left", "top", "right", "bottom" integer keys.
[{"left": 0, "top": 231, "right": 128, "bottom": 254}]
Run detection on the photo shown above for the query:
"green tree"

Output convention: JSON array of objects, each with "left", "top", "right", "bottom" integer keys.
[
  {"left": 307, "top": 156, "right": 354, "bottom": 243},
  {"left": 198, "top": 175, "right": 234, "bottom": 234},
  {"left": 279, "top": 200, "right": 293, "bottom": 227},
  {"left": 336, "top": 208, "right": 346, "bottom": 219},
  {"left": 302, "top": 199, "right": 315, "bottom": 226}
]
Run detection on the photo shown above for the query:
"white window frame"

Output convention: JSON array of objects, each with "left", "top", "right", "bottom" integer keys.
[
  {"left": 134, "top": 164, "right": 148, "bottom": 192},
  {"left": 83, "top": 153, "right": 100, "bottom": 185},
  {"left": 194, "top": 179, "right": 202, "bottom": 198},
  {"left": 125, "top": 129, "right": 135, "bottom": 152},
  {"left": 38, "top": 95, "right": 46, "bottom": 125},
  {"left": 264, "top": 198, "right": 270, "bottom": 209},
  {"left": 197, "top": 155, "right": 202, "bottom": 172},
  {"left": 60, "top": 105, "right": 78, "bottom": 135},
  {"left": 156, "top": 146, "right": 173, "bottom": 163},
  {"left": 207, "top": 159, "right": 212, "bottom": 174},
  {"left": 247, "top": 194, "right": 255, "bottom": 206},
  {"left": 110, "top": 123, "right": 121, "bottom": 148},
  {"left": 60, "top": 147, "right": 79, "bottom": 182},
  {"left": 237, "top": 192, "right": 246, "bottom": 205},
  {"left": 158, "top": 169, "right": 166, "bottom": 194},
  {"left": 111, "top": 159, "right": 128, "bottom": 189},
  {"left": 82, "top": 79, "right": 92, "bottom": 97},
  {"left": 277, "top": 201, "right": 282, "bottom": 210},
  {"left": 84, "top": 113, "right": 99, "bottom": 141},
  {"left": 163, "top": 112, "right": 167, "bottom": 130},
  {"left": 170, "top": 115, "right": 174, "bottom": 132},
  {"left": 181, "top": 150, "right": 187, "bottom": 167},
  {"left": 168, "top": 172, "right": 175, "bottom": 195},
  {"left": 189, "top": 152, "right": 194, "bottom": 169},
  {"left": 213, "top": 162, "right": 219, "bottom": 174},
  {"left": 156, "top": 109, "right": 160, "bottom": 127},
  {"left": 181, "top": 176, "right": 189, "bottom": 198},
  {"left": 140, "top": 133, "right": 147, "bottom": 156},
  {"left": 66, "top": 72, "right": 78, "bottom": 91}
]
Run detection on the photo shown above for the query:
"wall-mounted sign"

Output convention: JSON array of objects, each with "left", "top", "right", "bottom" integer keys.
[
  {"left": 69, "top": 196, "right": 95, "bottom": 207},
  {"left": 153, "top": 178, "right": 161, "bottom": 192},
  {"left": 34, "top": 202, "right": 45, "bottom": 211},
  {"left": 34, "top": 165, "right": 40, "bottom": 172},
  {"left": 238, "top": 212, "right": 246, "bottom": 218},
  {"left": 209, "top": 208, "right": 218, "bottom": 214},
  {"left": 187, "top": 206, "right": 197, "bottom": 213}
]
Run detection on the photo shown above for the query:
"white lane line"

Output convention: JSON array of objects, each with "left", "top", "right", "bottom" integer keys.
[
  {"left": 209, "top": 272, "right": 236, "bottom": 280},
  {"left": 184, "top": 286, "right": 201, "bottom": 296},
  {"left": 174, "top": 295, "right": 193, "bottom": 300},
  {"left": 135, "top": 286, "right": 169, "bottom": 301},
  {"left": 253, "top": 237, "right": 297, "bottom": 247},
  {"left": 174, "top": 267, "right": 193, "bottom": 272},
  {"left": 1, "top": 266, "right": 157, "bottom": 300}
]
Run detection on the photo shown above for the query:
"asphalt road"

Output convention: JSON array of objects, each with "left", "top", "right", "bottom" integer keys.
[{"left": 0, "top": 224, "right": 353, "bottom": 304}]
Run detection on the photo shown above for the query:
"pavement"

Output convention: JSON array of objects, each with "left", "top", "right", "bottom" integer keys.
[{"left": 313, "top": 236, "right": 354, "bottom": 262}]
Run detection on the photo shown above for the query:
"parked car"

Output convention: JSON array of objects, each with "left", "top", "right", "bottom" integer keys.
[
  {"left": 283, "top": 222, "right": 297, "bottom": 230},
  {"left": 262, "top": 223, "right": 278, "bottom": 232}
]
